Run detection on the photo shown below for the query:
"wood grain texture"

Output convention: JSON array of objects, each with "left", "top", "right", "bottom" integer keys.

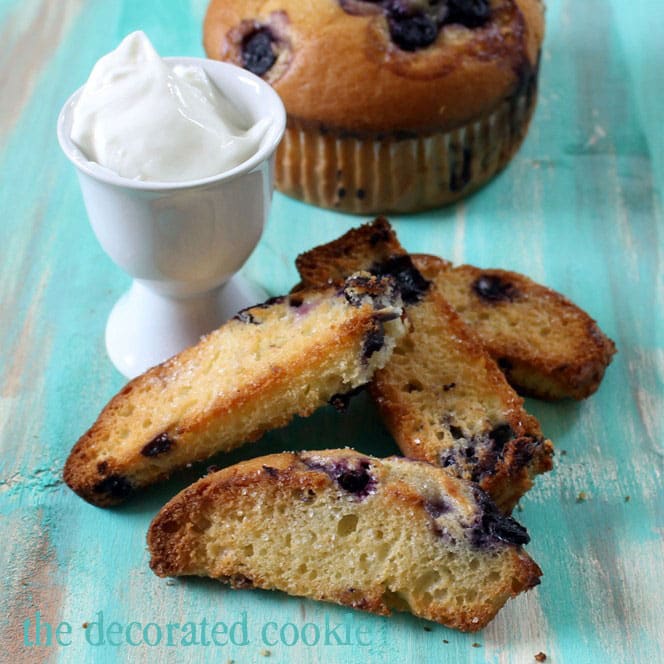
[{"left": 0, "top": 0, "right": 661, "bottom": 662}]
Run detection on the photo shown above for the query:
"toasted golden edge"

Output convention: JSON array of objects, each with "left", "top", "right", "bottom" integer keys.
[
  {"left": 64, "top": 286, "right": 389, "bottom": 507},
  {"left": 414, "top": 255, "right": 617, "bottom": 400},
  {"left": 295, "top": 217, "right": 401, "bottom": 285},
  {"left": 147, "top": 450, "right": 542, "bottom": 632}
]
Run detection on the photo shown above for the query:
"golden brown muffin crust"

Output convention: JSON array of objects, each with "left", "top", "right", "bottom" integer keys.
[{"left": 204, "top": 0, "right": 545, "bottom": 133}]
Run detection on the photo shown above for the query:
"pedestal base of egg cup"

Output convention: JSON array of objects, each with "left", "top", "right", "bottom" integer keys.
[
  {"left": 105, "top": 275, "right": 266, "bottom": 378},
  {"left": 57, "top": 58, "right": 286, "bottom": 379}
]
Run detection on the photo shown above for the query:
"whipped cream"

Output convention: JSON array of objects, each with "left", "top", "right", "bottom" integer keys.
[{"left": 70, "top": 31, "right": 269, "bottom": 182}]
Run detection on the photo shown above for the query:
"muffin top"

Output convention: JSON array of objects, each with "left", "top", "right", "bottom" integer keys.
[{"left": 203, "top": 0, "right": 544, "bottom": 134}]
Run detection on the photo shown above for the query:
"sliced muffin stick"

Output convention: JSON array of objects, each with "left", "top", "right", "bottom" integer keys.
[
  {"left": 64, "top": 274, "right": 407, "bottom": 506},
  {"left": 148, "top": 450, "right": 542, "bottom": 632},
  {"left": 418, "top": 257, "right": 616, "bottom": 400},
  {"left": 296, "top": 218, "right": 553, "bottom": 512}
]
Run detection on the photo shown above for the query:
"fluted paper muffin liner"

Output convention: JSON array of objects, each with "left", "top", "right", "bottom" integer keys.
[{"left": 275, "top": 73, "right": 538, "bottom": 214}]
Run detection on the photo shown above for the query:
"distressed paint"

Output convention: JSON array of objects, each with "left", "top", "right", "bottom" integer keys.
[{"left": 0, "top": 1, "right": 662, "bottom": 662}]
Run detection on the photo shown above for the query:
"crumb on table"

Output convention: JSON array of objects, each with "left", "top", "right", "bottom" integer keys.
[{"left": 535, "top": 652, "right": 547, "bottom": 662}]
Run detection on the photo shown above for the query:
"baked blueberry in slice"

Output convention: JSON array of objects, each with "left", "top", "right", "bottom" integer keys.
[
  {"left": 470, "top": 487, "right": 530, "bottom": 548},
  {"left": 300, "top": 453, "right": 377, "bottom": 499},
  {"left": 489, "top": 424, "right": 514, "bottom": 451},
  {"left": 473, "top": 274, "right": 519, "bottom": 302},
  {"left": 328, "top": 384, "right": 367, "bottom": 412},
  {"left": 93, "top": 474, "right": 133, "bottom": 500},
  {"left": 425, "top": 497, "right": 451, "bottom": 519},
  {"left": 370, "top": 254, "right": 431, "bottom": 305},
  {"left": 141, "top": 432, "right": 174, "bottom": 457},
  {"left": 362, "top": 323, "right": 385, "bottom": 360}
]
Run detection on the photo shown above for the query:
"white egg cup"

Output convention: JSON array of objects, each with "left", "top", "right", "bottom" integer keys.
[{"left": 57, "top": 58, "right": 286, "bottom": 379}]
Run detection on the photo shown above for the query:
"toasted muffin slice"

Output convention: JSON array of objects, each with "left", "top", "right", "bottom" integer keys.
[
  {"left": 417, "top": 257, "right": 617, "bottom": 400},
  {"left": 148, "top": 450, "right": 541, "bottom": 632},
  {"left": 296, "top": 219, "right": 553, "bottom": 512},
  {"left": 64, "top": 275, "right": 407, "bottom": 506}
]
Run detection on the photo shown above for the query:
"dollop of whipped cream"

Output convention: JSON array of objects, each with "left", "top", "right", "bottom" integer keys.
[{"left": 70, "top": 31, "right": 269, "bottom": 182}]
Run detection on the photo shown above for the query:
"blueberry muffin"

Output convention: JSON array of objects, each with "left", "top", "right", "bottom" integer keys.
[
  {"left": 64, "top": 274, "right": 407, "bottom": 506},
  {"left": 204, "top": 0, "right": 545, "bottom": 213},
  {"left": 295, "top": 218, "right": 553, "bottom": 512},
  {"left": 148, "top": 449, "right": 542, "bottom": 631}
]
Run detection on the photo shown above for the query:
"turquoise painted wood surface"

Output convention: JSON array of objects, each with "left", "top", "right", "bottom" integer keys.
[{"left": 1, "top": 1, "right": 662, "bottom": 662}]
